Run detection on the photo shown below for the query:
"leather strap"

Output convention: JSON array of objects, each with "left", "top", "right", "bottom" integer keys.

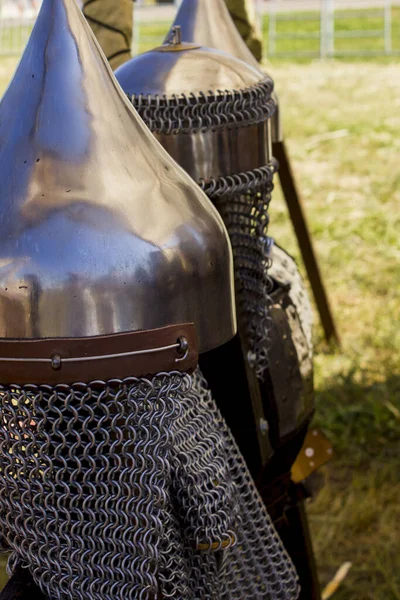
[{"left": 0, "top": 323, "right": 198, "bottom": 385}]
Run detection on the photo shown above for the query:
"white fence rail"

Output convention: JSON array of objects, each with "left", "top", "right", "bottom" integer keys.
[
  {"left": 268, "top": 0, "right": 395, "bottom": 57},
  {"left": 0, "top": 0, "right": 398, "bottom": 58},
  {"left": 0, "top": 0, "right": 37, "bottom": 56}
]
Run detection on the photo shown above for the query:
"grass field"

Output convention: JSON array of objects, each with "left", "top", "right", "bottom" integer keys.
[
  {"left": 270, "top": 60, "right": 400, "bottom": 600},
  {"left": 0, "top": 7, "right": 399, "bottom": 600},
  {"left": 267, "top": 8, "right": 400, "bottom": 56}
]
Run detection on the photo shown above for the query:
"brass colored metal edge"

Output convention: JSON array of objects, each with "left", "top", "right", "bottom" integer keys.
[
  {"left": 154, "top": 43, "right": 201, "bottom": 53},
  {"left": 197, "top": 535, "right": 236, "bottom": 552}
]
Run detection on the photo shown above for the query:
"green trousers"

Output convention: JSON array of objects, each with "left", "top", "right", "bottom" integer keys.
[
  {"left": 82, "top": 0, "right": 133, "bottom": 70},
  {"left": 82, "top": 0, "right": 262, "bottom": 69},
  {"left": 226, "top": 0, "right": 263, "bottom": 61},
  {"left": 0, "top": 554, "right": 8, "bottom": 590}
]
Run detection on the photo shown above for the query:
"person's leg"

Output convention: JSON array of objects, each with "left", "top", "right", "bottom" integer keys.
[
  {"left": 225, "top": 0, "right": 263, "bottom": 61},
  {"left": 82, "top": 0, "right": 133, "bottom": 70},
  {"left": 0, "top": 555, "right": 8, "bottom": 592}
]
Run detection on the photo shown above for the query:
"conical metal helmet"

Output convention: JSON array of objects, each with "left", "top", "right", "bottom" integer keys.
[
  {"left": 163, "top": 0, "right": 313, "bottom": 453},
  {"left": 115, "top": 30, "right": 275, "bottom": 185},
  {"left": 0, "top": 0, "right": 236, "bottom": 354},
  {"left": 115, "top": 33, "right": 276, "bottom": 377},
  {"left": 167, "top": 0, "right": 260, "bottom": 68},
  {"left": 166, "top": 0, "right": 282, "bottom": 141}
]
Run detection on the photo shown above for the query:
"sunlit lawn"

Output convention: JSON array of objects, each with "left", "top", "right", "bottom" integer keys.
[
  {"left": 0, "top": 7, "right": 399, "bottom": 600},
  {"left": 266, "top": 7, "right": 400, "bottom": 56},
  {"left": 269, "top": 59, "right": 400, "bottom": 599}
]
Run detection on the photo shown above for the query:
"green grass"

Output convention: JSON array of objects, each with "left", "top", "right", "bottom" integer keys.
[
  {"left": 136, "top": 8, "right": 400, "bottom": 57},
  {"left": 269, "top": 60, "right": 400, "bottom": 599},
  {"left": 0, "top": 25, "right": 32, "bottom": 55},
  {"left": 266, "top": 8, "right": 400, "bottom": 57},
  {"left": 132, "top": 8, "right": 400, "bottom": 58}
]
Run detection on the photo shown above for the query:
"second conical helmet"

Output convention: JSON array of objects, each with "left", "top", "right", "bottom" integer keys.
[
  {"left": 166, "top": 0, "right": 282, "bottom": 141},
  {"left": 166, "top": 0, "right": 260, "bottom": 68},
  {"left": 115, "top": 32, "right": 276, "bottom": 183}
]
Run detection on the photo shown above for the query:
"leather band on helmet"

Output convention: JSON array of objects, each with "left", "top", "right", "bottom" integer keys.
[{"left": 0, "top": 323, "right": 198, "bottom": 384}]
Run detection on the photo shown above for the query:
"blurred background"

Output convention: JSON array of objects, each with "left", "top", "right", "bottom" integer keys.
[{"left": 0, "top": 1, "right": 399, "bottom": 598}]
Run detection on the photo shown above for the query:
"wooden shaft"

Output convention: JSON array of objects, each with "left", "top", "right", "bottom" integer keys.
[
  {"left": 283, "top": 495, "right": 322, "bottom": 600},
  {"left": 273, "top": 140, "right": 340, "bottom": 345}
]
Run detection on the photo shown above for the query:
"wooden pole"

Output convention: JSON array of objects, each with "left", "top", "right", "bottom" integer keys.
[
  {"left": 284, "top": 495, "right": 322, "bottom": 600},
  {"left": 273, "top": 140, "right": 340, "bottom": 345}
]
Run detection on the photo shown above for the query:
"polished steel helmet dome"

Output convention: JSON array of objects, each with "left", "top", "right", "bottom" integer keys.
[
  {"left": 0, "top": 0, "right": 236, "bottom": 353},
  {"left": 165, "top": 0, "right": 282, "bottom": 142},
  {"left": 115, "top": 29, "right": 276, "bottom": 183},
  {"left": 119, "top": 41, "right": 262, "bottom": 98}
]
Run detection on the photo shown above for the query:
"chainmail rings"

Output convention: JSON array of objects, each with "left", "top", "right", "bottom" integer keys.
[
  {"left": 0, "top": 369, "right": 299, "bottom": 600},
  {"left": 188, "top": 369, "right": 300, "bottom": 600},
  {"left": 128, "top": 76, "right": 277, "bottom": 380},
  {"left": 202, "top": 163, "right": 277, "bottom": 379},
  {"left": 0, "top": 374, "right": 186, "bottom": 599},
  {"left": 131, "top": 78, "right": 275, "bottom": 135}
]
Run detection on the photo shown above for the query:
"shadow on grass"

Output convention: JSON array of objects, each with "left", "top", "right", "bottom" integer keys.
[
  {"left": 310, "top": 448, "right": 400, "bottom": 600},
  {"left": 309, "top": 369, "right": 400, "bottom": 599},
  {"left": 313, "top": 370, "right": 400, "bottom": 463}
]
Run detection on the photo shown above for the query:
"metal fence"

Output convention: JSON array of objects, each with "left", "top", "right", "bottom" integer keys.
[
  {"left": 0, "top": 0, "right": 37, "bottom": 56},
  {"left": 0, "top": 0, "right": 398, "bottom": 58},
  {"left": 267, "top": 0, "right": 396, "bottom": 57}
]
